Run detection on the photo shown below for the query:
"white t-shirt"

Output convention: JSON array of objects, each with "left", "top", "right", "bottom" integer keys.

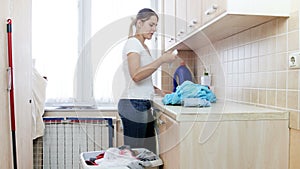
[{"left": 121, "top": 37, "right": 154, "bottom": 99}]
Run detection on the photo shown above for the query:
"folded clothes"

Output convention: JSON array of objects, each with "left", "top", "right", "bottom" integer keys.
[
  {"left": 183, "top": 98, "right": 211, "bottom": 107},
  {"left": 162, "top": 81, "right": 216, "bottom": 105}
]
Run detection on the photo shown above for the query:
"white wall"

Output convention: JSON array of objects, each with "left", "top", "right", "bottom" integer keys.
[{"left": 0, "top": 0, "right": 33, "bottom": 168}]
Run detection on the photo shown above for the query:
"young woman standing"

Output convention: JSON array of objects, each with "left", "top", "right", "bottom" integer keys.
[{"left": 118, "top": 8, "right": 177, "bottom": 153}]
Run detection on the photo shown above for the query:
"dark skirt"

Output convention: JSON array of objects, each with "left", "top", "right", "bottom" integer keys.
[{"left": 118, "top": 99, "right": 156, "bottom": 153}]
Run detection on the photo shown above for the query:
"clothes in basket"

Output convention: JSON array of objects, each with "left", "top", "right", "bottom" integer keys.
[{"left": 80, "top": 145, "right": 163, "bottom": 169}]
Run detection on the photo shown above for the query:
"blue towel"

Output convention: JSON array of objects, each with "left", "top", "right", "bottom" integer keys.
[{"left": 162, "top": 81, "right": 216, "bottom": 105}]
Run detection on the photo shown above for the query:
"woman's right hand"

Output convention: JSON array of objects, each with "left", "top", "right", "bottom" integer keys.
[{"left": 160, "top": 50, "right": 177, "bottom": 63}]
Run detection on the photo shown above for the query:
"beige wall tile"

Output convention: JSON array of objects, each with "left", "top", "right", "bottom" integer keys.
[
  {"left": 288, "top": 70, "right": 299, "bottom": 90},
  {"left": 251, "top": 42, "right": 259, "bottom": 57},
  {"left": 288, "top": 31, "right": 300, "bottom": 51},
  {"left": 250, "top": 72, "right": 258, "bottom": 88},
  {"left": 233, "top": 47, "right": 239, "bottom": 60},
  {"left": 277, "top": 71, "right": 287, "bottom": 89},
  {"left": 259, "top": 89, "right": 267, "bottom": 105},
  {"left": 266, "top": 72, "right": 277, "bottom": 89},
  {"left": 242, "top": 88, "right": 251, "bottom": 102},
  {"left": 251, "top": 89, "right": 259, "bottom": 104},
  {"left": 244, "top": 44, "right": 251, "bottom": 59},
  {"left": 258, "top": 72, "right": 267, "bottom": 88},
  {"left": 227, "top": 49, "right": 233, "bottom": 61},
  {"left": 288, "top": 11, "right": 299, "bottom": 32},
  {"left": 251, "top": 57, "right": 259, "bottom": 73},
  {"left": 287, "top": 90, "right": 299, "bottom": 110},
  {"left": 232, "top": 61, "right": 239, "bottom": 74},
  {"left": 277, "top": 90, "right": 287, "bottom": 108},
  {"left": 259, "top": 38, "right": 276, "bottom": 56},
  {"left": 238, "top": 60, "right": 244, "bottom": 73},
  {"left": 258, "top": 54, "right": 268, "bottom": 72},
  {"left": 276, "top": 53, "right": 288, "bottom": 71},
  {"left": 244, "top": 58, "right": 251, "bottom": 73},
  {"left": 267, "top": 54, "right": 277, "bottom": 71},
  {"left": 276, "top": 34, "right": 287, "bottom": 53},
  {"left": 266, "top": 90, "right": 276, "bottom": 106}
]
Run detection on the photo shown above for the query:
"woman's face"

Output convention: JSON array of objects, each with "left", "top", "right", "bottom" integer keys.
[{"left": 138, "top": 15, "right": 158, "bottom": 40}]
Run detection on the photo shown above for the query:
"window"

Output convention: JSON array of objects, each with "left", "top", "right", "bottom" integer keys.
[{"left": 32, "top": 0, "right": 153, "bottom": 105}]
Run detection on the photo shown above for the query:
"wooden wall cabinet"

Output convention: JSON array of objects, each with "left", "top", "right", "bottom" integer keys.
[
  {"left": 162, "top": 0, "right": 290, "bottom": 51},
  {"left": 201, "top": 0, "right": 226, "bottom": 25},
  {"left": 186, "top": 0, "right": 202, "bottom": 34},
  {"left": 175, "top": 0, "right": 187, "bottom": 41},
  {"left": 163, "top": 0, "right": 176, "bottom": 50}
]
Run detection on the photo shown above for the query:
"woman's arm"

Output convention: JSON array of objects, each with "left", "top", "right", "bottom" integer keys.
[
  {"left": 154, "top": 86, "right": 172, "bottom": 96},
  {"left": 127, "top": 51, "right": 176, "bottom": 82}
]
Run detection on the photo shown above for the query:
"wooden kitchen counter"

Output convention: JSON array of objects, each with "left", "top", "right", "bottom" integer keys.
[
  {"left": 152, "top": 97, "right": 289, "bottom": 122},
  {"left": 152, "top": 97, "right": 289, "bottom": 169}
]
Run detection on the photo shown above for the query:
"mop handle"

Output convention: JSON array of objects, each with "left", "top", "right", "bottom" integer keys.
[{"left": 7, "top": 18, "right": 16, "bottom": 131}]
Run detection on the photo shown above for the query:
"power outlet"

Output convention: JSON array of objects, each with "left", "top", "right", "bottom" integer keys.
[{"left": 289, "top": 52, "right": 300, "bottom": 69}]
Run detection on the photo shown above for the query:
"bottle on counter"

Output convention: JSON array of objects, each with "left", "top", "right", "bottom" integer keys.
[{"left": 200, "top": 69, "right": 211, "bottom": 87}]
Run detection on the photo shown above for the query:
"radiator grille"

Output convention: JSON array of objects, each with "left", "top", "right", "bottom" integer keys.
[{"left": 33, "top": 117, "right": 114, "bottom": 169}]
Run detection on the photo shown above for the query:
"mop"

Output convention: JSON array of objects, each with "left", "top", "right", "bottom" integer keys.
[{"left": 7, "top": 18, "right": 18, "bottom": 169}]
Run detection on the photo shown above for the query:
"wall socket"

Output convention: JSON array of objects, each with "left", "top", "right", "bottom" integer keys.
[{"left": 289, "top": 52, "right": 300, "bottom": 69}]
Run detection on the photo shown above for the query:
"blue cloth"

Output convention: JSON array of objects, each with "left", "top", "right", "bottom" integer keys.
[{"left": 162, "top": 81, "right": 216, "bottom": 105}]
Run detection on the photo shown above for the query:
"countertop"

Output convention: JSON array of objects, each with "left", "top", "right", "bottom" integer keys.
[{"left": 152, "top": 97, "right": 289, "bottom": 122}]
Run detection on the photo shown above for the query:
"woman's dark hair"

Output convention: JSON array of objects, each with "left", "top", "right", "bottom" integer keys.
[{"left": 128, "top": 8, "right": 158, "bottom": 37}]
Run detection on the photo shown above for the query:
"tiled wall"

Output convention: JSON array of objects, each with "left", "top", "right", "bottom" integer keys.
[
  {"left": 195, "top": 11, "right": 300, "bottom": 128},
  {"left": 162, "top": 11, "right": 300, "bottom": 128}
]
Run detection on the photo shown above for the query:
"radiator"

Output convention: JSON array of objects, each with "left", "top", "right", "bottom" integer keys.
[{"left": 33, "top": 117, "right": 115, "bottom": 169}]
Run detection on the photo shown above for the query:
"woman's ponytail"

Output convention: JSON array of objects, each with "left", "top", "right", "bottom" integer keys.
[{"left": 128, "top": 17, "right": 136, "bottom": 38}]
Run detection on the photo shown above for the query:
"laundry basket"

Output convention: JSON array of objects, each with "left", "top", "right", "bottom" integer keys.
[{"left": 80, "top": 148, "right": 163, "bottom": 169}]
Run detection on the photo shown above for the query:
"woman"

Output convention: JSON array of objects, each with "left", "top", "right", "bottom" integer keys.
[{"left": 118, "top": 8, "right": 177, "bottom": 153}]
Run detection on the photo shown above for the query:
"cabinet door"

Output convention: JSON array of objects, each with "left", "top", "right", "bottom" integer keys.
[
  {"left": 202, "top": 0, "right": 226, "bottom": 25},
  {"left": 186, "top": 0, "right": 202, "bottom": 34},
  {"left": 164, "top": 0, "right": 176, "bottom": 50},
  {"left": 175, "top": 0, "right": 187, "bottom": 40},
  {"left": 158, "top": 113, "right": 180, "bottom": 169}
]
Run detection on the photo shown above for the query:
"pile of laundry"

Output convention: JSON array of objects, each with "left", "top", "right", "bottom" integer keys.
[
  {"left": 84, "top": 145, "right": 161, "bottom": 169},
  {"left": 162, "top": 80, "right": 216, "bottom": 106}
]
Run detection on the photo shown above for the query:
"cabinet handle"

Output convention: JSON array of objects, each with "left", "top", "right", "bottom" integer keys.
[
  {"left": 177, "top": 30, "right": 185, "bottom": 36},
  {"left": 168, "top": 37, "right": 174, "bottom": 42},
  {"left": 205, "top": 4, "right": 218, "bottom": 15},
  {"left": 188, "top": 19, "right": 198, "bottom": 27},
  {"left": 158, "top": 119, "right": 166, "bottom": 125}
]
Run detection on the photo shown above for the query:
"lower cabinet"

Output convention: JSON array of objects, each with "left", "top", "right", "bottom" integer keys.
[
  {"left": 158, "top": 112, "right": 180, "bottom": 169},
  {"left": 157, "top": 111, "right": 289, "bottom": 169}
]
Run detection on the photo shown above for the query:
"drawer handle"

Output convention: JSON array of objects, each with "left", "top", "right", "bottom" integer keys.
[
  {"left": 158, "top": 119, "right": 166, "bottom": 125},
  {"left": 205, "top": 4, "right": 218, "bottom": 15},
  {"left": 188, "top": 19, "right": 198, "bottom": 27},
  {"left": 177, "top": 30, "right": 185, "bottom": 36},
  {"left": 168, "top": 37, "right": 174, "bottom": 42}
]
